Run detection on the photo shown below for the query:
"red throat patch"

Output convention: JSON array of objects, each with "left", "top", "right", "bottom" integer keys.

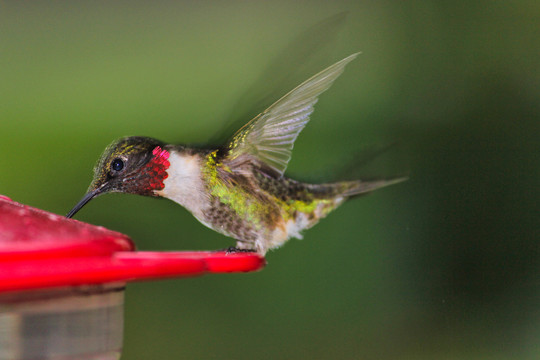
[{"left": 144, "top": 146, "right": 171, "bottom": 192}]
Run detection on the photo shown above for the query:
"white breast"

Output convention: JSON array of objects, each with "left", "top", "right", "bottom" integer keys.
[{"left": 155, "top": 151, "right": 208, "bottom": 220}]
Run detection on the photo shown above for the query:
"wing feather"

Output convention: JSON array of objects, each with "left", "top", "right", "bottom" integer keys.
[{"left": 225, "top": 53, "right": 359, "bottom": 176}]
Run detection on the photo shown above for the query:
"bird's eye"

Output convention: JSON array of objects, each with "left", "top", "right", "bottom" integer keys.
[{"left": 111, "top": 158, "right": 124, "bottom": 172}]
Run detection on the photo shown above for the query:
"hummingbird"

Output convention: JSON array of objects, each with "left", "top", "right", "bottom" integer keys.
[{"left": 66, "top": 53, "right": 405, "bottom": 255}]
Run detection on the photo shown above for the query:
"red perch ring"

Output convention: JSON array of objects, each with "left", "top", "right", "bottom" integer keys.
[{"left": 0, "top": 195, "right": 265, "bottom": 293}]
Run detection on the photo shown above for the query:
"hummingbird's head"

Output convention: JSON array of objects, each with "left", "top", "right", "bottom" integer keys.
[{"left": 66, "top": 136, "right": 170, "bottom": 218}]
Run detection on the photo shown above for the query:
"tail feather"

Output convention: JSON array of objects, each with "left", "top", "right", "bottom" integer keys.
[{"left": 340, "top": 176, "right": 408, "bottom": 197}]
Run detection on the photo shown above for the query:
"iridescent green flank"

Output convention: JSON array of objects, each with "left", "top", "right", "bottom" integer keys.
[
  {"left": 286, "top": 198, "right": 336, "bottom": 218},
  {"left": 203, "top": 151, "right": 338, "bottom": 231},
  {"left": 203, "top": 151, "right": 269, "bottom": 230}
]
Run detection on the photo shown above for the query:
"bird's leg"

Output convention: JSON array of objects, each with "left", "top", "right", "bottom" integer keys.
[{"left": 217, "top": 246, "right": 257, "bottom": 254}]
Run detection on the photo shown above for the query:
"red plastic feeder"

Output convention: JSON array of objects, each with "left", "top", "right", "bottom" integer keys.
[{"left": 0, "top": 195, "right": 264, "bottom": 360}]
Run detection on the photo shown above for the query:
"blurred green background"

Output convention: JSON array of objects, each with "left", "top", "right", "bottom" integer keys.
[{"left": 1, "top": 1, "right": 538, "bottom": 359}]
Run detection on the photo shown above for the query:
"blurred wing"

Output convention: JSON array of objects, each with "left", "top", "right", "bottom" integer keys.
[{"left": 225, "top": 53, "right": 359, "bottom": 176}]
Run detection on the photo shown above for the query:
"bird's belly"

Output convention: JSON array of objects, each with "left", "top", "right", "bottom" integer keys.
[{"left": 201, "top": 196, "right": 268, "bottom": 244}]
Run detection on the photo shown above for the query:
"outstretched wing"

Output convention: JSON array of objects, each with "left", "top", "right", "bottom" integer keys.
[{"left": 224, "top": 53, "right": 359, "bottom": 177}]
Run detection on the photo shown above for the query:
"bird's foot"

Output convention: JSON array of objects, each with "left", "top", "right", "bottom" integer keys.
[{"left": 217, "top": 246, "right": 257, "bottom": 254}]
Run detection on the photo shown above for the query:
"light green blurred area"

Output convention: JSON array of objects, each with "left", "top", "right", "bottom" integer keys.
[{"left": 1, "top": 1, "right": 538, "bottom": 359}]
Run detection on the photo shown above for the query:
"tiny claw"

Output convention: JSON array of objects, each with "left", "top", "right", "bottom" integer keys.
[{"left": 216, "top": 246, "right": 257, "bottom": 254}]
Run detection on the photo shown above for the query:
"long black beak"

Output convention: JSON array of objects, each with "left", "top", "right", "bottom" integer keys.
[{"left": 66, "top": 188, "right": 101, "bottom": 218}]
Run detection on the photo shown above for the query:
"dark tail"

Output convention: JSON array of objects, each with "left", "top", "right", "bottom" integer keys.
[
  {"left": 339, "top": 176, "right": 408, "bottom": 198},
  {"left": 305, "top": 176, "right": 407, "bottom": 200}
]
